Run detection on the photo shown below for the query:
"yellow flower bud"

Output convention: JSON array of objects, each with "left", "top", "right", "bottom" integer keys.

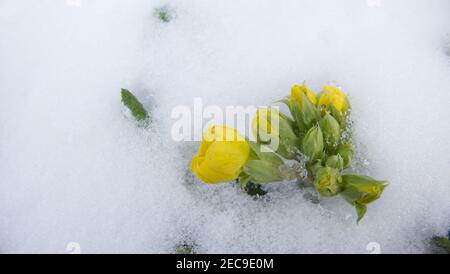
[
  {"left": 337, "top": 143, "right": 354, "bottom": 169},
  {"left": 291, "top": 84, "right": 317, "bottom": 106},
  {"left": 340, "top": 174, "right": 388, "bottom": 222},
  {"left": 191, "top": 125, "right": 250, "bottom": 184},
  {"left": 341, "top": 175, "right": 388, "bottom": 205},
  {"left": 314, "top": 167, "right": 343, "bottom": 197},
  {"left": 318, "top": 85, "right": 349, "bottom": 113},
  {"left": 252, "top": 108, "right": 299, "bottom": 159},
  {"left": 302, "top": 125, "right": 324, "bottom": 161},
  {"left": 325, "top": 154, "right": 344, "bottom": 170},
  {"left": 319, "top": 113, "right": 341, "bottom": 151}
]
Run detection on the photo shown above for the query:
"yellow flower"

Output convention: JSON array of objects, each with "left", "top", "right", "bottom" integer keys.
[
  {"left": 318, "top": 85, "right": 349, "bottom": 113},
  {"left": 291, "top": 84, "right": 317, "bottom": 106},
  {"left": 191, "top": 125, "right": 250, "bottom": 184},
  {"left": 340, "top": 174, "right": 388, "bottom": 223},
  {"left": 341, "top": 175, "right": 388, "bottom": 205}
]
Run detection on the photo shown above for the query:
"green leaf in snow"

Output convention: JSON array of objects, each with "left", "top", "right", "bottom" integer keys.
[{"left": 121, "top": 88, "right": 149, "bottom": 123}]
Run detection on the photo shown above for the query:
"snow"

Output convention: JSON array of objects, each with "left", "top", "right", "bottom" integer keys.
[{"left": 0, "top": 0, "right": 449, "bottom": 253}]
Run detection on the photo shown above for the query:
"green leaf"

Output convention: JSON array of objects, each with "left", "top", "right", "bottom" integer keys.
[
  {"left": 307, "top": 159, "right": 323, "bottom": 176},
  {"left": 340, "top": 185, "right": 362, "bottom": 204},
  {"left": 154, "top": 6, "right": 173, "bottom": 23},
  {"left": 432, "top": 236, "right": 450, "bottom": 254},
  {"left": 342, "top": 174, "right": 387, "bottom": 188},
  {"left": 319, "top": 113, "right": 341, "bottom": 152},
  {"left": 238, "top": 173, "right": 251, "bottom": 189},
  {"left": 243, "top": 160, "right": 284, "bottom": 183},
  {"left": 278, "top": 110, "right": 299, "bottom": 142},
  {"left": 330, "top": 104, "right": 346, "bottom": 129},
  {"left": 276, "top": 97, "right": 296, "bottom": 127},
  {"left": 248, "top": 141, "right": 284, "bottom": 166},
  {"left": 340, "top": 174, "right": 388, "bottom": 223},
  {"left": 302, "top": 125, "right": 324, "bottom": 161},
  {"left": 121, "top": 88, "right": 149, "bottom": 123},
  {"left": 355, "top": 203, "right": 367, "bottom": 224},
  {"left": 341, "top": 174, "right": 388, "bottom": 205},
  {"left": 252, "top": 108, "right": 299, "bottom": 159},
  {"left": 290, "top": 101, "right": 307, "bottom": 134},
  {"left": 325, "top": 154, "right": 344, "bottom": 170},
  {"left": 275, "top": 97, "right": 291, "bottom": 108},
  {"left": 301, "top": 93, "right": 321, "bottom": 129},
  {"left": 337, "top": 143, "right": 354, "bottom": 169},
  {"left": 289, "top": 93, "right": 321, "bottom": 135}
]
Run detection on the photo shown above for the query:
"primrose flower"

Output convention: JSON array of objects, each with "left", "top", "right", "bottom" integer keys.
[
  {"left": 341, "top": 175, "right": 388, "bottom": 205},
  {"left": 340, "top": 174, "right": 389, "bottom": 222},
  {"left": 191, "top": 125, "right": 250, "bottom": 184},
  {"left": 287, "top": 83, "right": 321, "bottom": 133},
  {"left": 318, "top": 85, "right": 349, "bottom": 113},
  {"left": 291, "top": 84, "right": 317, "bottom": 106}
]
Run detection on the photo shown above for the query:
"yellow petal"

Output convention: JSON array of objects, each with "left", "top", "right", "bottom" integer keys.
[
  {"left": 318, "top": 85, "right": 348, "bottom": 113},
  {"left": 191, "top": 125, "right": 250, "bottom": 184},
  {"left": 291, "top": 84, "right": 317, "bottom": 105},
  {"left": 197, "top": 125, "right": 243, "bottom": 157},
  {"left": 203, "top": 125, "right": 246, "bottom": 142},
  {"left": 192, "top": 155, "right": 237, "bottom": 184}
]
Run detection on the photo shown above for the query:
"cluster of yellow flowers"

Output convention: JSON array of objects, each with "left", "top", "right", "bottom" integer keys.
[{"left": 191, "top": 83, "right": 388, "bottom": 222}]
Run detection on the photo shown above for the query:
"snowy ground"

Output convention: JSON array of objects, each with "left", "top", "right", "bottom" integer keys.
[{"left": 0, "top": 0, "right": 449, "bottom": 253}]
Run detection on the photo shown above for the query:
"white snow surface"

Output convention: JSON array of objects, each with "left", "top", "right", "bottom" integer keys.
[{"left": 0, "top": 0, "right": 449, "bottom": 253}]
